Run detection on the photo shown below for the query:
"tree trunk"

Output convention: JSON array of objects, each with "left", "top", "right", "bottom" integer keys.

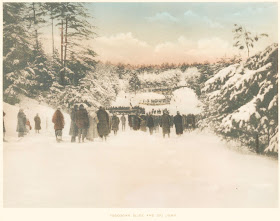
[
  {"left": 61, "top": 19, "right": 64, "bottom": 65},
  {"left": 51, "top": 7, "right": 54, "bottom": 58},
  {"left": 60, "top": 19, "right": 64, "bottom": 85},
  {"left": 64, "top": 17, "right": 68, "bottom": 68},
  {"left": 32, "top": 3, "right": 39, "bottom": 51}
]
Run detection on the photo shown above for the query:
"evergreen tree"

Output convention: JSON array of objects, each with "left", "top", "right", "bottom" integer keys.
[
  {"left": 3, "top": 3, "right": 34, "bottom": 104},
  {"left": 129, "top": 72, "right": 141, "bottom": 94},
  {"left": 202, "top": 44, "right": 278, "bottom": 154}
]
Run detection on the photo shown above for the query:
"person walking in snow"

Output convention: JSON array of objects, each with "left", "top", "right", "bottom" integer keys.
[
  {"left": 160, "top": 111, "right": 171, "bottom": 138},
  {"left": 75, "top": 104, "right": 89, "bottom": 143},
  {"left": 120, "top": 114, "right": 126, "bottom": 131},
  {"left": 16, "top": 109, "right": 27, "bottom": 137},
  {"left": 69, "top": 105, "right": 78, "bottom": 142},
  {"left": 96, "top": 106, "right": 110, "bottom": 141},
  {"left": 133, "top": 113, "right": 141, "bottom": 131},
  {"left": 153, "top": 115, "right": 160, "bottom": 133},
  {"left": 86, "top": 109, "right": 99, "bottom": 141},
  {"left": 140, "top": 115, "right": 147, "bottom": 132},
  {"left": 174, "top": 111, "right": 183, "bottom": 136},
  {"left": 128, "top": 114, "right": 133, "bottom": 129},
  {"left": 147, "top": 113, "right": 154, "bottom": 135},
  {"left": 52, "top": 107, "right": 65, "bottom": 142},
  {"left": 34, "top": 114, "right": 41, "bottom": 133},
  {"left": 111, "top": 113, "right": 120, "bottom": 135}
]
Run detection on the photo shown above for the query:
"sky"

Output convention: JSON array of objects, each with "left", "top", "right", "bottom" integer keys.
[{"left": 41, "top": 2, "right": 278, "bottom": 65}]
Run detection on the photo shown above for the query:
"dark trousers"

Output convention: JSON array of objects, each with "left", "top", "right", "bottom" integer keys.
[
  {"left": 55, "top": 130, "right": 62, "bottom": 142},
  {"left": 149, "top": 127, "right": 153, "bottom": 135},
  {"left": 78, "top": 128, "right": 87, "bottom": 142}
]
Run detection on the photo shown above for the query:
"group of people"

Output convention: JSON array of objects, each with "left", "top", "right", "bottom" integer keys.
[
  {"left": 8, "top": 106, "right": 196, "bottom": 143},
  {"left": 107, "top": 106, "right": 145, "bottom": 115},
  {"left": 127, "top": 111, "right": 196, "bottom": 138},
  {"left": 52, "top": 105, "right": 126, "bottom": 143},
  {"left": 13, "top": 109, "right": 42, "bottom": 138}
]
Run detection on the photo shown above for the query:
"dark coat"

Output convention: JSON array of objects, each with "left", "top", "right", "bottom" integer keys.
[
  {"left": 97, "top": 108, "right": 110, "bottom": 137},
  {"left": 140, "top": 116, "right": 147, "bottom": 132},
  {"left": 75, "top": 108, "right": 89, "bottom": 129},
  {"left": 52, "top": 110, "right": 64, "bottom": 130},
  {"left": 153, "top": 116, "right": 160, "bottom": 127},
  {"left": 120, "top": 115, "right": 126, "bottom": 124},
  {"left": 160, "top": 114, "right": 171, "bottom": 134},
  {"left": 16, "top": 111, "right": 27, "bottom": 132},
  {"left": 111, "top": 116, "right": 120, "bottom": 131},
  {"left": 174, "top": 114, "right": 183, "bottom": 135},
  {"left": 128, "top": 115, "right": 133, "bottom": 127},
  {"left": 34, "top": 116, "right": 41, "bottom": 130},
  {"left": 147, "top": 116, "right": 154, "bottom": 128},
  {"left": 69, "top": 109, "right": 78, "bottom": 136},
  {"left": 133, "top": 115, "right": 141, "bottom": 130}
]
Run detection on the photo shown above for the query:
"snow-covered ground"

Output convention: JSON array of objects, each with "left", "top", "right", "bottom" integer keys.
[{"left": 3, "top": 99, "right": 278, "bottom": 208}]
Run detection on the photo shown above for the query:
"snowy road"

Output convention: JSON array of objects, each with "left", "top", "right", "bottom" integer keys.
[{"left": 3, "top": 128, "right": 278, "bottom": 208}]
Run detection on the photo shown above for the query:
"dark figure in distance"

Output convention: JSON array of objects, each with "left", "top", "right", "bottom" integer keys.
[
  {"left": 147, "top": 113, "right": 154, "bottom": 135},
  {"left": 96, "top": 106, "right": 110, "bottom": 141},
  {"left": 69, "top": 105, "right": 78, "bottom": 142},
  {"left": 75, "top": 104, "right": 89, "bottom": 143},
  {"left": 160, "top": 111, "right": 171, "bottom": 138},
  {"left": 120, "top": 113, "right": 126, "bottom": 131},
  {"left": 34, "top": 113, "right": 41, "bottom": 134},
  {"left": 174, "top": 111, "right": 183, "bottom": 136},
  {"left": 111, "top": 113, "right": 120, "bottom": 135}
]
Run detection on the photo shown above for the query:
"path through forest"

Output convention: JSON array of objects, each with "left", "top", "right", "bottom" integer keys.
[{"left": 3, "top": 127, "right": 278, "bottom": 207}]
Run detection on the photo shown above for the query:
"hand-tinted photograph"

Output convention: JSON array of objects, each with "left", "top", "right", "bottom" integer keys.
[{"left": 2, "top": 1, "right": 278, "bottom": 208}]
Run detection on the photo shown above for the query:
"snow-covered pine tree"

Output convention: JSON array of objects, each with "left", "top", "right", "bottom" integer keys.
[
  {"left": 3, "top": 3, "right": 36, "bottom": 104},
  {"left": 202, "top": 44, "right": 278, "bottom": 154}
]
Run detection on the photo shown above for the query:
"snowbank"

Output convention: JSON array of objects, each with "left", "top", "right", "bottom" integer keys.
[{"left": 168, "top": 87, "right": 202, "bottom": 115}]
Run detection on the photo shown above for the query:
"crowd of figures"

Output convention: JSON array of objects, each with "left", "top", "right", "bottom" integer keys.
[
  {"left": 3, "top": 109, "right": 42, "bottom": 142},
  {"left": 128, "top": 111, "right": 196, "bottom": 138},
  {"left": 107, "top": 106, "right": 145, "bottom": 114},
  {"left": 6, "top": 106, "right": 196, "bottom": 143}
]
